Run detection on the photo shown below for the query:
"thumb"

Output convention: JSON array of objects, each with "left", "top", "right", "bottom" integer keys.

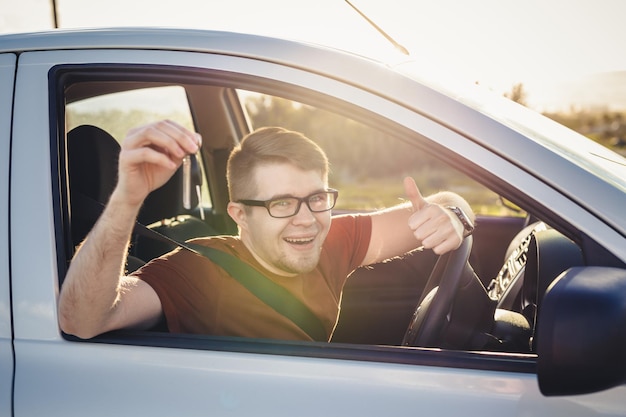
[{"left": 404, "top": 176, "right": 428, "bottom": 212}]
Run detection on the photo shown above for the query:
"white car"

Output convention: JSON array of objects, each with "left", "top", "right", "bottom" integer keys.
[{"left": 1, "top": 28, "right": 625, "bottom": 416}]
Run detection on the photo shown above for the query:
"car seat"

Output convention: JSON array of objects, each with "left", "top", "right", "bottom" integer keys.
[
  {"left": 133, "top": 151, "right": 219, "bottom": 260},
  {"left": 67, "top": 124, "right": 217, "bottom": 269},
  {"left": 67, "top": 125, "right": 120, "bottom": 245}
]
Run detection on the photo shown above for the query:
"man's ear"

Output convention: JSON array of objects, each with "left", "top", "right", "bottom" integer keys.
[{"left": 227, "top": 202, "right": 248, "bottom": 230}]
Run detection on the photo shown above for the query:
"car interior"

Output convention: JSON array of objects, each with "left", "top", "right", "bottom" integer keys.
[{"left": 55, "top": 66, "right": 623, "bottom": 357}]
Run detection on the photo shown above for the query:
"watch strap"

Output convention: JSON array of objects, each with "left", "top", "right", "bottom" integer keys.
[{"left": 446, "top": 206, "right": 474, "bottom": 237}]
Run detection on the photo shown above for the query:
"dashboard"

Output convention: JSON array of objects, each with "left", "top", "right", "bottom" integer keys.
[{"left": 486, "top": 222, "right": 584, "bottom": 350}]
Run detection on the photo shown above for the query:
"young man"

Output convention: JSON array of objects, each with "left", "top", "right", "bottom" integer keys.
[{"left": 58, "top": 120, "right": 474, "bottom": 341}]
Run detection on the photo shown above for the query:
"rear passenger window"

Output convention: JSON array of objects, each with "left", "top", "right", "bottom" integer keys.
[
  {"left": 66, "top": 86, "right": 195, "bottom": 142},
  {"left": 66, "top": 85, "right": 212, "bottom": 210},
  {"left": 64, "top": 81, "right": 223, "bottom": 273}
]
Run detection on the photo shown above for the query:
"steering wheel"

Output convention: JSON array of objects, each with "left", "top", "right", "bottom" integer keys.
[{"left": 402, "top": 236, "right": 473, "bottom": 347}]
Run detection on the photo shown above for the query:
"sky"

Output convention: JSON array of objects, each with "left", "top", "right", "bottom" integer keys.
[{"left": 1, "top": 0, "right": 626, "bottom": 110}]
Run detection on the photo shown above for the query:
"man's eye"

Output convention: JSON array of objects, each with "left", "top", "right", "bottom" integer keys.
[
  {"left": 309, "top": 194, "right": 327, "bottom": 204},
  {"left": 271, "top": 199, "right": 295, "bottom": 208}
]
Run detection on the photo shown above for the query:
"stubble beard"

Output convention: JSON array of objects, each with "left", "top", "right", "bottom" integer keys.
[{"left": 276, "top": 247, "right": 322, "bottom": 275}]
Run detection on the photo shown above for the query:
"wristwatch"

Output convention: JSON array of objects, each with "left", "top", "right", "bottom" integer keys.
[{"left": 446, "top": 206, "right": 474, "bottom": 237}]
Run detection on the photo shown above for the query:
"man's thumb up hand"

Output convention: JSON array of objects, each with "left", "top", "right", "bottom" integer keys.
[{"left": 403, "top": 176, "right": 428, "bottom": 213}]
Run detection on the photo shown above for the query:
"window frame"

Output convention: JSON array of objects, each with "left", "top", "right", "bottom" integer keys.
[{"left": 52, "top": 62, "right": 541, "bottom": 375}]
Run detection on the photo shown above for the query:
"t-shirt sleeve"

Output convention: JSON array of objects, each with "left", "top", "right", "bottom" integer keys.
[
  {"left": 129, "top": 246, "right": 221, "bottom": 333},
  {"left": 324, "top": 214, "right": 372, "bottom": 273}
]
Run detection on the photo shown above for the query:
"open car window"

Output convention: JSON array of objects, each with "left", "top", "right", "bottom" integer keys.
[{"left": 55, "top": 62, "right": 622, "bottom": 377}]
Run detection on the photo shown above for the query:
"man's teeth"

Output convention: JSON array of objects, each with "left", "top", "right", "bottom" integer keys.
[{"left": 285, "top": 237, "right": 314, "bottom": 244}]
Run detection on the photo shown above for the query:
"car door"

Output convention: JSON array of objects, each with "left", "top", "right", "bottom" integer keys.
[
  {"left": 10, "top": 39, "right": 626, "bottom": 416},
  {"left": 0, "top": 53, "right": 15, "bottom": 417}
]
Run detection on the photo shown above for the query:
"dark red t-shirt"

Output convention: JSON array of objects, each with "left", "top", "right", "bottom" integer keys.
[{"left": 132, "top": 214, "right": 372, "bottom": 341}]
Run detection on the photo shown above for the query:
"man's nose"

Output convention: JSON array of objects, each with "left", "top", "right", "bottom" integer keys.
[{"left": 291, "top": 201, "right": 316, "bottom": 224}]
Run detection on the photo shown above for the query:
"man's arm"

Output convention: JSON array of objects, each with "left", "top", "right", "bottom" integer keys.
[
  {"left": 58, "top": 120, "right": 201, "bottom": 339},
  {"left": 362, "top": 177, "right": 474, "bottom": 266},
  {"left": 58, "top": 190, "right": 162, "bottom": 338}
]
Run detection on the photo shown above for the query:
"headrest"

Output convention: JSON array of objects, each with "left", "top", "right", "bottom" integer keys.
[
  {"left": 67, "top": 124, "right": 198, "bottom": 229},
  {"left": 68, "top": 124, "right": 120, "bottom": 203},
  {"left": 67, "top": 125, "right": 121, "bottom": 245},
  {"left": 138, "top": 167, "right": 190, "bottom": 225}
]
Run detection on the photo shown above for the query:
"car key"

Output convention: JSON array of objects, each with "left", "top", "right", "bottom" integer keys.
[{"left": 182, "top": 152, "right": 205, "bottom": 220}]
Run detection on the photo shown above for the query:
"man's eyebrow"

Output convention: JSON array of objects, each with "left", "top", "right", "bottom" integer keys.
[
  {"left": 269, "top": 188, "right": 328, "bottom": 200},
  {"left": 268, "top": 193, "right": 295, "bottom": 200}
]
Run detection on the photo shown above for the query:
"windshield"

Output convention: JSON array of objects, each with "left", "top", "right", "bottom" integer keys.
[{"left": 394, "top": 61, "right": 626, "bottom": 193}]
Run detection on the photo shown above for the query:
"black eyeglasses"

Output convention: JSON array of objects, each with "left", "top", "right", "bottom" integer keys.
[{"left": 237, "top": 189, "right": 339, "bottom": 218}]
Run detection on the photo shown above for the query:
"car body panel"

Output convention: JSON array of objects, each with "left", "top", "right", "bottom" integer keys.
[
  {"left": 11, "top": 51, "right": 60, "bottom": 343},
  {"left": 3, "top": 28, "right": 626, "bottom": 415},
  {"left": 15, "top": 339, "right": 623, "bottom": 417},
  {"left": 0, "top": 52, "right": 16, "bottom": 417}
]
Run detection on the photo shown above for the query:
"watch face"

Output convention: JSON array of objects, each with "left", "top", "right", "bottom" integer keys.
[{"left": 448, "top": 206, "right": 474, "bottom": 235}]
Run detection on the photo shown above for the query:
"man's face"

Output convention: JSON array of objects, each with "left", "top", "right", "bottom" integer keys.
[{"left": 231, "top": 162, "right": 332, "bottom": 277}]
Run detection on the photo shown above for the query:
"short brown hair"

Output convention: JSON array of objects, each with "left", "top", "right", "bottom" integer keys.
[{"left": 227, "top": 127, "right": 329, "bottom": 201}]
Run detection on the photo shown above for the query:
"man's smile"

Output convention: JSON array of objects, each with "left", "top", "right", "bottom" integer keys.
[{"left": 284, "top": 233, "right": 318, "bottom": 247}]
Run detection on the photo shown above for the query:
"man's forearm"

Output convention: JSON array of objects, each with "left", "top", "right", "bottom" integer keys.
[
  {"left": 58, "top": 120, "right": 201, "bottom": 338},
  {"left": 58, "top": 189, "right": 142, "bottom": 338},
  {"left": 365, "top": 185, "right": 474, "bottom": 265}
]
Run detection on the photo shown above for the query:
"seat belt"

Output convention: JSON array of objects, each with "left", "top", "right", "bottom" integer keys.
[
  {"left": 134, "top": 219, "right": 328, "bottom": 341},
  {"left": 73, "top": 193, "right": 328, "bottom": 341},
  {"left": 185, "top": 242, "right": 327, "bottom": 341}
]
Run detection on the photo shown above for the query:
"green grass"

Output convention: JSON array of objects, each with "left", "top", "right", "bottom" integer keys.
[{"left": 331, "top": 177, "right": 522, "bottom": 217}]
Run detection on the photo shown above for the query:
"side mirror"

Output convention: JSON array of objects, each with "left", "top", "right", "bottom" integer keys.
[{"left": 536, "top": 267, "right": 626, "bottom": 396}]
